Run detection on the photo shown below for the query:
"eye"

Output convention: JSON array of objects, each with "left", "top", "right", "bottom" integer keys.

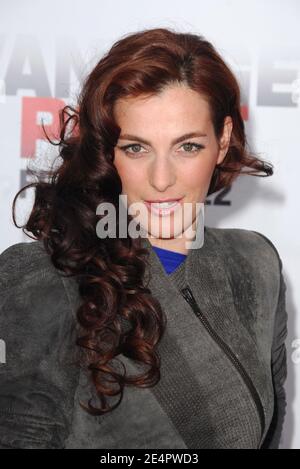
[
  {"left": 180, "top": 142, "right": 205, "bottom": 153},
  {"left": 118, "top": 143, "right": 146, "bottom": 156}
]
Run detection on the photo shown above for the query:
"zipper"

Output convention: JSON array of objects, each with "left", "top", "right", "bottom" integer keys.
[{"left": 180, "top": 286, "right": 265, "bottom": 447}]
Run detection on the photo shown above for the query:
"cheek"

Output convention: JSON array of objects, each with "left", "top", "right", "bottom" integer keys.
[
  {"left": 114, "top": 159, "right": 145, "bottom": 192},
  {"left": 181, "top": 160, "right": 214, "bottom": 189}
]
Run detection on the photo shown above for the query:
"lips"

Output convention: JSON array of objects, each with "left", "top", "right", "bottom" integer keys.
[
  {"left": 143, "top": 198, "right": 183, "bottom": 216},
  {"left": 144, "top": 198, "right": 182, "bottom": 203}
]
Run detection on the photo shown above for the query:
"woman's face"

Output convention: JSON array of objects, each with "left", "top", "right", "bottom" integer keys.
[{"left": 113, "top": 84, "right": 232, "bottom": 253}]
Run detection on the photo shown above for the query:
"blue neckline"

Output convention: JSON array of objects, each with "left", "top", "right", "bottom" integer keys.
[
  {"left": 151, "top": 245, "right": 187, "bottom": 275},
  {"left": 152, "top": 245, "right": 187, "bottom": 258}
]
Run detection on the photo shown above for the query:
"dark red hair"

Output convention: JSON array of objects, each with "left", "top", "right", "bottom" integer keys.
[{"left": 12, "top": 27, "right": 273, "bottom": 415}]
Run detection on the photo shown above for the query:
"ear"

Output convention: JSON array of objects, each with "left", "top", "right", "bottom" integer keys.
[{"left": 216, "top": 116, "right": 233, "bottom": 165}]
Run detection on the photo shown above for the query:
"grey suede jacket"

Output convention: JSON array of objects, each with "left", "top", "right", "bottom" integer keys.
[{"left": 0, "top": 226, "right": 288, "bottom": 449}]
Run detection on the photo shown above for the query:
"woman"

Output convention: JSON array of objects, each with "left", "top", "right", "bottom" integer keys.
[{"left": 0, "top": 27, "right": 288, "bottom": 449}]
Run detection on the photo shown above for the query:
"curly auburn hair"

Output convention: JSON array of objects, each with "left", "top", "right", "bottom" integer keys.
[{"left": 12, "top": 27, "right": 273, "bottom": 416}]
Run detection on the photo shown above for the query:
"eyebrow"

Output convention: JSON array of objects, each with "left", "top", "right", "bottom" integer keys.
[{"left": 118, "top": 131, "right": 208, "bottom": 146}]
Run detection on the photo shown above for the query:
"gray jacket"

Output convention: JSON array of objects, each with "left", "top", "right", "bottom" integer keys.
[{"left": 0, "top": 226, "right": 288, "bottom": 449}]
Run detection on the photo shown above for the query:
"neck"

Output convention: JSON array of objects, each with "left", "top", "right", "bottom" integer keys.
[{"left": 146, "top": 236, "right": 189, "bottom": 255}]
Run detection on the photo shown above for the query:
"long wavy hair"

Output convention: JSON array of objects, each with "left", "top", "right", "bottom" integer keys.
[{"left": 12, "top": 27, "right": 273, "bottom": 415}]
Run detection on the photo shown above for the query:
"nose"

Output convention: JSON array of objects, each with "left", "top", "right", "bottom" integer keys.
[{"left": 148, "top": 155, "right": 176, "bottom": 192}]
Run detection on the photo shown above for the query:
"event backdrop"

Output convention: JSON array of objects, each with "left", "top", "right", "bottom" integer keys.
[{"left": 0, "top": 0, "right": 299, "bottom": 449}]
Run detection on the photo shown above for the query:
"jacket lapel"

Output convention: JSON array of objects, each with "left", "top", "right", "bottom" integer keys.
[{"left": 140, "top": 226, "right": 274, "bottom": 445}]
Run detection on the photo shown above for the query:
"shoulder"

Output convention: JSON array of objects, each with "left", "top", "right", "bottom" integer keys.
[
  {"left": 205, "top": 226, "right": 283, "bottom": 304},
  {"left": 0, "top": 240, "right": 77, "bottom": 363},
  {"left": 0, "top": 240, "right": 57, "bottom": 289},
  {"left": 205, "top": 225, "right": 282, "bottom": 274}
]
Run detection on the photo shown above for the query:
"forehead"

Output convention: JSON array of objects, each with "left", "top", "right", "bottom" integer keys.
[{"left": 113, "top": 85, "right": 211, "bottom": 130}]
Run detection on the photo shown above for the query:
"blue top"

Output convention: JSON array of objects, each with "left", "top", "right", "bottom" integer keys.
[{"left": 152, "top": 245, "right": 187, "bottom": 274}]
